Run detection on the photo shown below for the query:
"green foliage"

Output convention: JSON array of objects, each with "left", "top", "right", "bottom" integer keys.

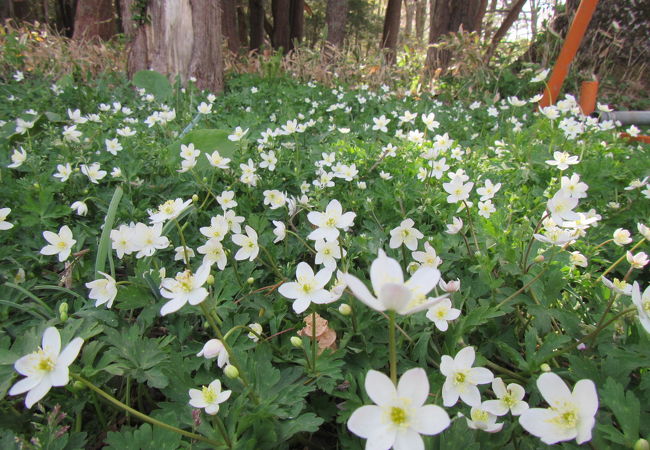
[{"left": 133, "top": 70, "right": 172, "bottom": 102}]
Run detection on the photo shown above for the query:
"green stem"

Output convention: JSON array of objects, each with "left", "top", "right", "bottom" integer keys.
[
  {"left": 496, "top": 267, "right": 548, "bottom": 309},
  {"left": 521, "top": 212, "right": 547, "bottom": 272},
  {"left": 311, "top": 310, "right": 318, "bottom": 373},
  {"left": 484, "top": 361, "right": 527, "bottom": 383},
  {"left": 601, "top": 238, "right": 646, "bottom": 278},
  {"left": 71, "top": 374, "right": 222, "bottom": 446},
  {"left": 286, "top": 230, "right": 316, "bottom": 254},
  {"left": 174, "top": 219, "right": 191, "bottom": 271},
  {"left": 388, "top": 310, "right": 397, "bottom": 385},
  {"left": 259, "top": 245, "right": 284, "bottom": 279},
  {"left": 463, "top": 200, "right": 480, "bottom": 252},
  {"left": 211, "top": 415, "right": 233, "bottom": 449}
]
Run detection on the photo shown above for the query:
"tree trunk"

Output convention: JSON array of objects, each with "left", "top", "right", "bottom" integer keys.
[
  {"left": 530, "top": 0, "right": 538, "bottom": 38},
  {"left": 122, "top": 0, "right": 224, "bottom": 93},
  {"left": 404, "top": 0, "right": 415, "bottom": 38},
  {"left": 72, "top": 0, "right": 115, "bottom": 41},
  {"left": 381, "top": 0, "right": 402, "bottom": 65},
  {"left": 425, "top": 0, "right": 488, "bottom": 73},
  {"left": 237, "top": 5, "right": 248, "bottom": 48},
  {"left": 485, "top": 0, "right": 528, "bottom": 62},
  {"left": 221, "top": 0, "right": 240, "bottom": 54},
  {"left": 415, "top": 0, "right": 426, "bottom": 42},
  {"left": 249, "top": 0, "right": 265, "bottom": 51},
  {"left": 289, "top": 0, "right": 304, "bottom": 50},
  {"left": 325, "top": 0, "right": 348, "bottom": 49},
  {"left": 271, "top": 0, "right": 291, "bottom": 51}
]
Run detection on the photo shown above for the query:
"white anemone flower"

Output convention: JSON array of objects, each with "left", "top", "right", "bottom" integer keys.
[
  {"left": 347, "top": 368, "right": 450, "bottom": 449},
  {"left": 0, "top": 208, "right": 14, "bottom": 230},
  {"left": 279, "top": 262, "right": 333, "bottom": 314},
  {"left": 342, "top": 249, "right": 446, "bottom": 315},
  {"left": 159, "top": 264, "right": 211, "bottom": 315},
  {"left": 483, "top": 377, "right": 529, "bottom": 416},
  {"left": 40, "top": 225, "right": 76, "bottom": 262},
  {"left": 440, "top": 346, "right": 494, "bottom": 407},
  {"left": 389, "top": 218, "right": 424, "bottom": 251},
  {"left": 9, "top": 327, "right": 84, "bottom": 408},
  {"left": 519, "top": 372, "right": 598, "bottom": 445},
  {"left": 188, "top": 379, "right": 231, "bottom": 415},
  {"left": 307, "top": 199, "right": 356, "bottom": 241},
  {"left": 425, "top": 298, "right": 461, "bottom": 331},
  {"left": 197, "top": 339, "right": 229, "bottom": 368},
  {"left": 231, "top": 225, "right": 259, "bottom": 261},
  {"left": 631, "top": 282, "right": 650, "bottom": 333},
  {"left": 85, "top": 271, "right": 118, "bottom": 308},
  {"left": 465, "top": 403, "right": 504, "bottom": 433}
]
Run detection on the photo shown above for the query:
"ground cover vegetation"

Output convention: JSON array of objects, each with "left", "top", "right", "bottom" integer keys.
[{"left": 0, "top": 31, "right": 649, "bottom": 448}]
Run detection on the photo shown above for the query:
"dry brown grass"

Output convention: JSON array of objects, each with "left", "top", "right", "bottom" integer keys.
[{"left": 1, "top": 20, "right": 125, "bottom": 79}]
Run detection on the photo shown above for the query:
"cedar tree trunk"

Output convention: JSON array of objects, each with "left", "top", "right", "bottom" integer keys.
[
  {"left": 222, "top": 0, "right": 240, "bottom": 53},
  {"left": 381, "top": 0, "right": 402, "bottom": 65},
  {"left": 73, "top": 0, "right": 115, "bottom": 41},
  {"left": 249, "top": 0, "right": 265, "bottom": 51}
]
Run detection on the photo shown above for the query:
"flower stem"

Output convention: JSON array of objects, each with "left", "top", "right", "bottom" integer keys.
[
  {"left": 601, "top": 238, "right": 646, "bottom": 278},
  {"left": 211, "top": 415, "right": 232, "bottom": 449},
  {"left": 521, "top": 212, "right": 547, "bottom": 272},
  {"left": 71, "top": 373, "right": 222, "bottom": 446},
  {"left": 463, "top": 200, "right": 480, "bottom": 252},
  {"left": 311, "top": 310, "right": 318, "bottom": 373},
  {"left": 287, "top": 230, "right": 316, "bottom": 254},
  {"left": 388, "top": 310, "right": 397, "bottom": 385},
  {"left": 496, "top": 267, "right": 548, "bottom": 309}
]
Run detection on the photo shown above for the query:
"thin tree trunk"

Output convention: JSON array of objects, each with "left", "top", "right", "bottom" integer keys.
[
  {"left": 72, "top": 0, "right": 115, "bottom": 41},
  {"left": 415, "top": 0, "right": 426, "bottom": 42},
  {"left": 404, "top": 0, "right": 415, "bottom": 38},
  {"left": 237, "top": 5, "right": 248, "bottom": 48},
  {"left": 271, "top": 0, "right": 291, "bottom": 51},
  {"left": 249, "top": 0, "right": 265, "bottom": 51},
  {"left": 221, "top": 0, "right": 240, "bottom": 53},
  {"left": 289, "top": 0, "right": 304, "bottom": 50},
  {"left": 381, "top": 0, "right": 402, "bottom": 65},
  {"left": 485, "top": 0, "right": 528, "bottom": 62}
]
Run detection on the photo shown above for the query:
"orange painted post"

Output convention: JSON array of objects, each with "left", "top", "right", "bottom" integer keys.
[
  {"left": 539, "top": 0, "right": 599, "bottom": 108},
  {"left": 579, "top": 80, "right": 599, "bottom": 115}
]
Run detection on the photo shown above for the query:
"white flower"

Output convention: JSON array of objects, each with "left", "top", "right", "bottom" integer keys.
[
  {"left": 272, "top": 220, "right": 286, "bottom": 243},
  {"left": 638, "top": 223, "right": 650, "bottom": 240},
  {"left": 613, "top": 228, "right": 632, "bottom": 246},
  {"left": 197, "top": 339, "right": 229, "bottom": 368},
  {"left": 631, "top": 282, "right": 650, "bottom": 333},
  {"left": 197, "top": 102, "right": 212, "bottom": 114},
  {"left": 546, "top": 151, "right": 580, "bottom": 170},
  {"left": 62, "top": 125, "right": 82, "bottom": 142},
  {"left": 412, "top": 242, "right": 441, "bottom": 269},
  {"left": 148, "top": 198, "right": 192, "bottom": 224},
  {"left": 389, "top": 218, "right": 424, "bottom": 251},
  {"left": 15, "top": 118, "right": 35, "bottom": 134},
  {"left": 426, "top": 298, "right": 460, "bottom": 331},
  {"left": 601, "top": 276, "right": 632, "bottom": 296},
  {"left": 342, "top": 249, "right": 446, "bottom": 315},
  {"left": 197, "top": 238, "right": 227, "bottom": 270},
  {"left": 478, "top": 200, "right": 496, "bottom": 218},
  {"left": 443, "top": 177, "right": 474, "bottom": 204},
  {"left": 624, "top": 177, "right": 648, "bottom": 191},
  {"left": 116, "top": 126, "right": 136, "bottom": 137},
  {"left": 439, "top": 278, "right": 461, "bottom": 293},
  {"left": 200, "top": 215, "right": 229, "bottom": 241},
  {"left": 85, "top": 271, "right": 118, "bottom": 308},
  {"left": 247, "top": 323, "right": 263, "bottom": 342},
  {"left": 159, "top": 264, "right": 211, "bottom": 315},
  {"left": 371, "top": 115, "right": 390, "bottom": 132},
  {"left": 40, "top": 225, "right": 76, "bottom": 262},
  {"left": 446, "top": 217, "right": 463, "bottom": 234},
  {"left": 189, "top": 379, "right": 231, "bottom": 415},
  {"left": 8, "top": 147, "right": 27, "bottom": 168},
  {"left": 279, "top": 262, "right": 334, "bottom": 313},
  {"left": 232, "top": 225, "right": 259, "bottom": 261},
  {"left": 206, "top": 150, "right": 231, "bottom": 169},
  {"left": 105, "top": 138, "right": 122, "bottom": 155},
  {"left": 483, "top": 378, "right": 529, "bottom": 416},
  {"left": 307, "top": 199, "right": 356, "bottom": 241},
  {"left": 80, "top": 163, "right": 107, "bottom": 184},
  {"left": 0, "top": 208, "right": 14, "bottom": 230},
  {"left": 13, "top": 71, "right": 24, "bottom": 81},
  {"left": 133, "top": 222, "right": 170, "bottom": 258},
  {"left": 379, "top": 171, "right": 393, "bottom": 180},
  {"left": 519, "top": 372, "right": 598, "bottom": 445},
  {"left": 314, "top": 239, "right": 343, "bottom": 270},
  {"left": 627, "top": 251, "right": 649, "bottom": 269},
  {"left": 9, "top": 327, "right": 83, "bottom": 409},
  {"left": 440, "top": 346, "right": 494, "bottom": 407},
  {"left": 560, "top": 173, "right": 588, "bottom": 199},
  {"left": 546, "top": 190, "right": 579, "bottom": 225},
  {"left": 347, "top": 368, "right": 450, "bottom": 449},
  {"left": 223, "top": 210, "right": 244, "bottom": 233},
  {"left": 228, "top": 126, "right": 249, "bottom": 141},
  {"left": 174, "top": 246, "right": 195, "bottom": 264},
  {"left": 465, "top": 403, "right": 504, "bottom": 433},
  {"left": 531, "top": 69, "right": 550, "bottom": 83},
  {"left": 54, "top": 163, "right": 73, "bottom": 182},
  {"left": 263, "top": 189, "right": 286, "bottom": 209},
  {"left": 569, "top": 251, "right": 588, "bottom": 268},
  {"left": 476, "top": 179, "right": 502, "bottom": 201},
  {"left": 259, "top": 151, "right": 277, "bottom": 171}
]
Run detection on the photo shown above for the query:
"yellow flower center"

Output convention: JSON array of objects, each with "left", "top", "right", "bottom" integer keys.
[
  {"left": 326, "top": 217, "right": 337, "bottom": 227},
  {"left": 470, "top": 408, "right": 489, "bottom": 422},
  {"left": 301, "top": 283, "right": 314, "bottom": 294},
  {"left": 37, "top": 350, "right": 55, "bottom": 372},
  {"left": 160, "top": 200, "right": 176, "bottom": 214},
  {"left": 454, "top": 371, "right": 467, "bottom": 384},
  {"left": 202, "top": 386, "right": 217, "bottom": 403},
  {"left": 503, "top": 393, "right": 516, "bottom": 408},
  {"left": 390, "top": 406, "right": 407, "bottom": 425},
  {"left": 177, "top": 271, "right": 194, "bottom": 292},
  {"left": 57, "top": 241, "right": 68, "bottom": 249}
]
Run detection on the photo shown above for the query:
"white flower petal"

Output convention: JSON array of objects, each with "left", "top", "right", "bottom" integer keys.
[
  {"left": 57, "top": 337, "right": 84, "bottom": 367},
  {"left": 365, "top": 370, "right": 396, "bottom": 407},
  {"left": 411, "top": 404, "right": 450, "bottom": 435},
  {"left": 24, "top": 379, "right": 52, "bottom": 408},
  {"left": 347, "top": 405, "right": 383, "bottom": 438},
  {"left": 393, "top": 428, "right": 424, "bottom": 450}
]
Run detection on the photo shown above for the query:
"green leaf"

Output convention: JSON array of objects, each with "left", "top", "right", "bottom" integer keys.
[
  {"left": 279, "top": 413, "right": 324, "bottom": 440},
  {"left": 165, "top": 129, "right": 237, "bottom": 172},
  {"left": 132, "top": 70, "right": 172, "bottom": 102},
  {"left": 105, "top": 423, "right": 183, "bottom": 450},
  {"left": 601, "top": 377, "right": 640, "bottom": 444},
  {"left": 95, "top": 185, "right": 123, "bottom": 278}
]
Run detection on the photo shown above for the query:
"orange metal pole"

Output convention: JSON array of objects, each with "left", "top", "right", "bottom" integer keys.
[
  {"left": 579, "top": 80, "right": 599, "bottom": 115},
  {"left": 620, "top": 133, "right": 650, "bottom": 144},
  {"left": 539, "top": 0, "right": 599, "bottom": 108}
]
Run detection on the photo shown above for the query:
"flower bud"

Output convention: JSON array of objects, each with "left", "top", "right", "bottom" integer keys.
[
  {"left": 203, "top": 321, "right": 210, "bottom": 329},
  {"left": 634, "top": 439, "right": 649, "bottom": 450},
  {"left": 206, "top": 274, "right": 215, "bottom": 285},
  {"left": 223, "top": 364, "right": 239, "bottom": 379},
  {"left": 71, "top": 380, "right": 85, "bottom": 391},
  {"left": 59, "top": 302, "right": 69, "bottom": 322},
  {"left": 540, "top": 363, "right": 551, "bottom": 372},
  {"left": 534, "top": 255, "right": 545, "bottom": 263},
  {"left": 338, "top": 303, "right": 352, "bottom": 316},
  {"left": 246, "top": 277, "right": 255, "bottom": 285},
  {"left": 192, "top": 194, "right": 199, "bottom": 203},
  {"left": 290, "top": 336, "right": 303, "bottom": 348}
]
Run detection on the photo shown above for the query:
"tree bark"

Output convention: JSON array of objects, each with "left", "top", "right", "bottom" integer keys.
[
  {"left": 425, "top": 0, "right": 488, "bottom": 73},
  {"left": 381, "top": 0, "right": 402, "bottom": 65},
  {"left": 249, "top": 0, "right": 265, "bottom": 51},
  {"left": 485, "top": 0, "right": 528, "bottom": 62},
  {"left": 325, "top": 0, "right": 347, "bottom": 49},
  {"left": 221, "top": 0, "right": 240, "bottom": 54},
  {"left": 72, "top": 0, "right": 115, "bottom": 41},
  {"left": 237, "top": 5, "right": 248, "bottom": 48},
  {"left": 122, "top": 0, "right": 224, "bottom": 93},
  {"left": 404, "top": 0, "right": 415, "bottom": 38},
  {"left": 415, "top": 0, "right": 426, "bottom": 42},
  {"left": 271, "top": 0, "right": 291, "bottom": 51},
  {"left": 289, "top": 0, "right": 304, "bottom": 50}
]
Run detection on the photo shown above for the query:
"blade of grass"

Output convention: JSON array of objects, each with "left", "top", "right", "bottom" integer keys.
[
  {"left": 4, "top": 282, "right": 54, "bottom": 316},
  {"left": 95, "top": 185, "right": 123, "bottom": 278}
]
